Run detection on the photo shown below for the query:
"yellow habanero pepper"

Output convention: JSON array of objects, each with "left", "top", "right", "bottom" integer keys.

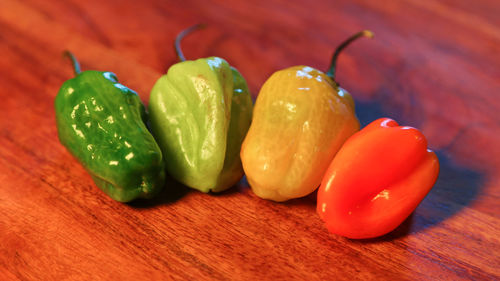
[{"left": 241, "top": 31, "right": 373, "bottom": 202}]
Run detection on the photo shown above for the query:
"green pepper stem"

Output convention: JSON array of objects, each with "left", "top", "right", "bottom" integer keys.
[
  {"left": 63, "top": 50, "right": 81, "bottom": 76},
  {"left": 326, "top": 30, "right": 374, "bottom": 79},
  {"left": 174, "top": 23, "right": 206, "bottom": 62}
]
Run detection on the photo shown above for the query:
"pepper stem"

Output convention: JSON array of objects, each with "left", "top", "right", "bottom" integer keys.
[
  {"left": 63, "top": 50, "right": 81, "bottom": 76},
  {"left": 174, "top": 24, "right": 206, "bottom": 62},
  {"left": 326, "top": 30, "right": 374, "bottom": 79}
]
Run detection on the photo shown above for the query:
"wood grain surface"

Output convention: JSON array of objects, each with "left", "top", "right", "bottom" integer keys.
[{"left": 1, "top": 0, "right": 499, "bottom": 280}]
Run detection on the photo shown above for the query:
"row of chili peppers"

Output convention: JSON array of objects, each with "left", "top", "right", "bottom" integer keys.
[{"left": 55, "top": 25, "right": 439, "bottom": 239}]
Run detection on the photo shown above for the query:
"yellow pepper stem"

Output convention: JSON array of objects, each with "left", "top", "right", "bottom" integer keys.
[
  {"left": 326, "top": 30, "right": 374, "bottom": 79},
  {"left": 174, "top": 23, "right": 206, "bottom": 62}
]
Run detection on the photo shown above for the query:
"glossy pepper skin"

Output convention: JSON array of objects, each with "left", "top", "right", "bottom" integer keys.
[
  {"left": 55, "top": 53, "right": 165, "bottom": 202},
  {"left": 241, "top": 66, "right": 359, "bottom": 201},
  {"left": 317, "top": 118, "right": 440, "bottom": 239},
  {"left": 240, "top": 31, "right": 373, "bottom": 202},
  {"left": 149, "top": 25, "right": 253, "bottom": 193}
]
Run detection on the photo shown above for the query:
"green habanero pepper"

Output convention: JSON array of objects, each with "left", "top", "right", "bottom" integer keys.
[
  {"left": 149, "top": 24, "right": 253, "bottom": 193},
  {"left": 55, "top": 52, "right": 165, "bottom": 202}
]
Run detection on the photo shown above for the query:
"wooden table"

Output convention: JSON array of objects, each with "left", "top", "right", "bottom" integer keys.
[{"left": 1, "top": 0, "right": 498, "bottom": 280}]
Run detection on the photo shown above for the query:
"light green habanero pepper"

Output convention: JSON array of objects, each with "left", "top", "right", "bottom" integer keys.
[{"left": 148, "top": 24, "right": 253, "bottom": 193}]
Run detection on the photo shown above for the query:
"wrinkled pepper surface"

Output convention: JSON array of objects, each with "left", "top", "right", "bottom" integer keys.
[
  {"left": 317, "top": 118, "right": 440, "bottom": 239},
  {"left": 149, "top": 25, "right": 253, "bottom": 193},
  {"left": 55, "top": 52, "right": 165, "bottom": 202},
  {"left": 240, "top": 31, "right": 373, "bottom": 202}
]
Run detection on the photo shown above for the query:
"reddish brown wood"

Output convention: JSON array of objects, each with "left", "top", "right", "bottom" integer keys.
[{"left": 0, "top": 0, "right": 499, "bottom": 280}]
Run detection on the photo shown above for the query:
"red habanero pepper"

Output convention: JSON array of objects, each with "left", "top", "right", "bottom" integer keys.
[{"left": 317, "top": 118, "right": 439, "bottom": 239}]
